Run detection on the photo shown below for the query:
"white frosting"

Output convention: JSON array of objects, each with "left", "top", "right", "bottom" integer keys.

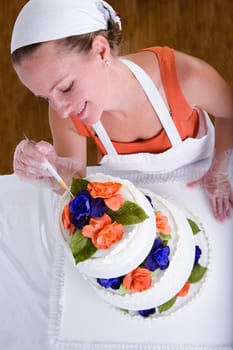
[
  {"left": 86, "top": 189, "right": 196, "bottom": 310},
  {"left": 57, "top": 173, "right": 156, "bottom": 278}
]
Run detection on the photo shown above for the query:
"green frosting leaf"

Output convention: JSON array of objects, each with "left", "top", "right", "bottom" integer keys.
[
  {"left": 70, "top": 178, "right": 89, "bottom": 196},
  {"left": 70, "top": 230, "right": 97, "bottom": 264},
  {"left": 107, "top": 201, "right": 148, "bottom": 225},
  {"left": 158, "top": 297, "right": 176, "bottom": 313},
  {"left": 189, "top": 263, "right": 207, "bottom": 283},
  {"left": 187, "top": 218, "right": 201, "bottom": 235},
  {"left": 158, "top": 232, "right": 171, "bottom": 241},
  {"left": 119, "top": 308, "right": 129, "bottom": 314},
  {"left": 150, "top": 270, "right": 157, "bottom": 277},
  {"left": 119, "top": 285, "right": 128, "bottom": 295}
]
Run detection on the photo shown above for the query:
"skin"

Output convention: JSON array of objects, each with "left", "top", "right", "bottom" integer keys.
[{"left": 14, "top": 35, "right": 233, "bottom": 217}]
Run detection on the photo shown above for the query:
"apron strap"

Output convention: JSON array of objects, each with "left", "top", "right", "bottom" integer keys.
[
  {"left": 92, "top": 121, "right": 118, "bottom": 159},
  {"left": 120, "top": 58, "right": 182, "bottom": 146}
]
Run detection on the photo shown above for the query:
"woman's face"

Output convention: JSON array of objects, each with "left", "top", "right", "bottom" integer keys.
[{"left": 14, "top": 38, "right": 112, "bottom": 125}]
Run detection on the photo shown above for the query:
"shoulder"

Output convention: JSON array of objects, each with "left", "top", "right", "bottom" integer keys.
[
  {"left": 122, "top": 47, "right": 233, "bottom": 117},
  {"left": 174, "top": 50, "right": 219, "bottom": 85},
  {"left": 123, "top": 48, "right": 163, "bottom": 85},
  {"left": 122, "top": 46, "right": 211, "bottom": 87},
  {"left": 173, "top": 50, "right": 233, "bottom": 117},
  {"left": 173, "top": 49, "right": 232, "bottom": 93},
  {"left": 124, "top": 47, "right": 221, "bottom": 81}
]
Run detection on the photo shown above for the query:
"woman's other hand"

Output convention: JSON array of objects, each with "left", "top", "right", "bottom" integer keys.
[{"left": 188, "top": 149, "right": 233, "bottom": 221}]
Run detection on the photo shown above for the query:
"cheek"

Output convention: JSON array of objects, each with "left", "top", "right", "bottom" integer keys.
[
  {"left": 71, "top": 71, "right": 109, "bottom": 105},
  {"left": 92, "top": 75, "right": 109, "bottom": 99}
]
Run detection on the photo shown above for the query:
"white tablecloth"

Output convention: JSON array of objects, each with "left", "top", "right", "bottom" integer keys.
[
  {"left": 0, "top": 168, "right": 233, "bottom": 350},
  {"left": 0, "top": 174, "right": 57, "bottom": 350}
]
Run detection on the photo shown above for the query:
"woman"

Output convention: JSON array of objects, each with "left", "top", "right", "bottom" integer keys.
[{"left": 11, "top": 0, "right": 233, "bottom": 221}]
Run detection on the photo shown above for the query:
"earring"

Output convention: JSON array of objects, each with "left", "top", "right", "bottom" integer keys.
[{"left": 105, "top": 60, "right": 111, "bottom": 67}]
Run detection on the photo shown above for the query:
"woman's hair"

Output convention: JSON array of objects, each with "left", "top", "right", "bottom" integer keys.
[{"left": 11, "top": 20, "right": 122, "bottom": 65}]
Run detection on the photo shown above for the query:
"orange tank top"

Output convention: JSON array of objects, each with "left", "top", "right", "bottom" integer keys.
[{"left": 71, "top": 46, "right": 199, "bottom": 155}]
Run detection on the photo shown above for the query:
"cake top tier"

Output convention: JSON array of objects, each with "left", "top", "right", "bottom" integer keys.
[{"left": 57, "top": 173, "right": 156, "bottom": 278}]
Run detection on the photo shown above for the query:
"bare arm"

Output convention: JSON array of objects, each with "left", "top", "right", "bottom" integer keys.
[
  {"left": 175, "top": 50, "right": 233, "bottom": 153},
  {"left": 49, "top": 106, "right": 87, "bottom": 178},
  {"left": 175, "top": 51, "right": 233, "bottom": 220}
]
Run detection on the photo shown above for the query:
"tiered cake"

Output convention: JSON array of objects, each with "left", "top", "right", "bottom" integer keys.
[{"left": 57, "top": 173, "right": 208, "bottom": 318}]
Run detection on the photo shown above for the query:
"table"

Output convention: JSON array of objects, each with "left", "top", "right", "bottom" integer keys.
[{"left": 0, "top": 168, "right": 232, "bottom": 350}]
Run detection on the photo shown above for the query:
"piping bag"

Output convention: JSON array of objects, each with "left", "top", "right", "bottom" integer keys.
[{"left": 24, "top": 135, "right": 74, "bottom": 198}]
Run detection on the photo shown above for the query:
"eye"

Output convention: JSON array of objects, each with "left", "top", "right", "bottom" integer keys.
[{"left": 61, "top": 82, "right": 74, "bottom": 93}]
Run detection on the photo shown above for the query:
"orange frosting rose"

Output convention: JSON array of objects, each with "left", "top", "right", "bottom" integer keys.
[
  {"left": 92, "top": 222, "right": 124, "bottom": 249},
  {"left": 87, "top": 182, "right": 124, "bottom": 210},
  {"left": 123, "top": 267, "right": 152, "bottom": 292},
  {"left": 62, "top": 204, "right": 76, "bottom": 235},
  {"left": 82, "top": 213, "right": 112, "bottom": 238},
  {"left": 82, "top": 213, "right": 123, "bottom": 249},
  {"left": 155, "top": 212, "right": 171, "bottom": 235},
  {"left": 175, "top": 281, "right": 191, "bottom": 297}
]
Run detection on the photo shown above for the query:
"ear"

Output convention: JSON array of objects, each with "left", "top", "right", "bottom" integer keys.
[{"left": 91, "top": 35, "right": 111, "bottom": 62}]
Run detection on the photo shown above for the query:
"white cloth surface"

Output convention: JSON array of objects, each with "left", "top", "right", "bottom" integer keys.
[
  {"left": 0, "top": 168, "right": 232, "bottom": 350},
  {"left": 0, "top": 174, "right": 58, "bottom": 350}
]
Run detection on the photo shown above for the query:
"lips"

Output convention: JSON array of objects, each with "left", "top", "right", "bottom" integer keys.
[
  {"left": 74, "top": 101, "right": 99, "bottom": 125},
  {"left": 77, "top": 101, "right": 87, "bottom": 117}
]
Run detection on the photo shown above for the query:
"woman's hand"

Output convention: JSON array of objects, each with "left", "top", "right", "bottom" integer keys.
[
  {"left": 188, "top": 149, "right": 233, "bottom": 221},
  {"left": 13, "top": 139, "right": 82, "bottom": 192}
]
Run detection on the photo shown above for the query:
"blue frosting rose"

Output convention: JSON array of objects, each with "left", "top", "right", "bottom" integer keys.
[
  {"left": 145, "top": 238, "right": 170, "bottom": 271},
  {"left": 97, "top": 277, "right": 123, "bottom": 290},
  {"left": 138, "top": 307, "right": 156, "bottom": 317},
  {"left": 194, "top": 245, "right": 202, "bottom": 265},
  {"left": 69, "top": 190, "right": 107, "bottom": 229}
]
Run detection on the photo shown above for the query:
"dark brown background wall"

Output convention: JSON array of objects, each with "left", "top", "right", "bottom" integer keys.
[{"left": 0, "top": 0, "right": 232, "bottom": 174}]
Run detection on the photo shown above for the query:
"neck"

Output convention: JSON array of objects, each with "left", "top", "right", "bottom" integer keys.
[{"left": 104, "top": 57, "right": 143, "bottom": 116}]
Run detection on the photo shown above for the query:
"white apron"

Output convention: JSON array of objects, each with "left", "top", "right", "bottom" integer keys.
[{"left": 92, "top": 58, "right": 215, "bottom": 174}]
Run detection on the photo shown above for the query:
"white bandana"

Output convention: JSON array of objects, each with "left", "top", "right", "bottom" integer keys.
[{"left": 11, "top": 0, "right": 121, "bottom": 53}]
